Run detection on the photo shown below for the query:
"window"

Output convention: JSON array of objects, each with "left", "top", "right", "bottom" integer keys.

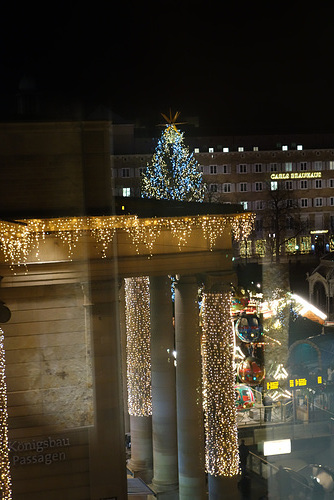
[
  {"left": 255, "top": 164, "right": 262, "bottom": 173},
  {"left": 300, "top": 180, "right": 308, "bottom": 189},
  {"left": 255, "top": 200, "right": 264, "bottom": 210},
  {"left": 314, "top": 197, "right": 323, "bottom": 207},
  {"left": 239, "top": 183, "right": 247, "bottom": 192},
  {"left": 255, "top": 219, "right": 263, "bottom": 231},
  {"left": 300, "top": 162, "right": 307, "bottom": 171},
  {"left": 301, "top": 198, "right": 308, "bottom": 208},
  {"left": 330, "top": 161, "right": 334, "bottom": 170},
  {"left": 285, "top": 180, "right": 293, "bottom": 190},
  {"left": 285, "top": 162, "right": 292, "bottom": 172},
  {"left": 122, "top": 187, "right": 131, "bottom": 197},
  {"left": 223, "top": 147, "right": 229, "bottom": 152},
  {"left": 238, "top": 147, "right": 244, "bottom": 152},
  {"left": 270, "top": 163, "right": 277, "bottom": 172},
  {"left": 194, "top": 147, "right": 199, "bottom": 153},
  {"left": 238, "top": 164, "right": 247, "bottom": 173},
  {"left": 209, "top": 147, "right": 214, "bottom": 153},
  {"left": 282, "top": 145, "right": 288, "bottom": 151},
  {"left": 330, "top": 179, "right": 334, "bottom": 188},
  {"left": 286, "top": 199, "right": 294, "bottom": 208},
  {"left": 222, "top": 165, "right": 229, "bottom": 174},
  {"left": 255, "top": 182, "right": 263, "bottom": 191},
  {"left": 210, "top": 165, "right": 217, "bottom": 174},
  {"left": 241, "top": 201, "right": 248, "bottom": 210},
  {"left": 315, "top": 179, "right": 322, "bottom": 188},
  {"left": 330, "top": 197, "right": 334, "bottom": 206},
  {"left": 270, "top": 181, "right": 278, "bottom": 191},
  {"left": 210, "top": 184, "right": 218, "bottom": 192},
  {"left": 297, "top": 145, "right": 303, "bottom": 150},
  {"left": 122, "top": 168, "right": 130, "bottom": 177},
  {"left": 314, "top": 161, "right": 322, "bottom": 170},
  {"left": 223, "top": 183, "right": 231, "bottom": 193}
]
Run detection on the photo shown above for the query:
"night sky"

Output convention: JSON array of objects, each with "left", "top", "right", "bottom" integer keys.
[{"left": 1, "top": 3, "right": 334, "bottom": 134}]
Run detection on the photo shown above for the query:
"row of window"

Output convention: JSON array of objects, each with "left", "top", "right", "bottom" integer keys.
[
  {"left": 206, "top": 161, "right": 329, "bottom": 174},
  {"left": 209, "top": 178, "right": 334, "bottom": 192},
  {"left": 117, "top": 160, "right": 334, "bottom": 178},
  {"left": 241, "top": 197, "right": 334, "bottom": 211}
]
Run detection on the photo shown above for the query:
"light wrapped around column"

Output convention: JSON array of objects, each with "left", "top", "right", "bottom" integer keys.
[
  {"left": 201, "top": 292, "right": 239, "bottom": 477},
  {"left": 124, "top": 277, "right": 152, "bottom": 417},
  {"left": 0, "top": 328, "right": 12, "bottom": 499}
]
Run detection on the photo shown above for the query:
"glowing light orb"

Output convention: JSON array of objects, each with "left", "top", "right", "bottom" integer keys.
[
  {"left": 235, "top": 384, "right": 255, "bottom": 411},
  {"left": 235, "top": 314, "right": 263, "bottom": 343},
  {"left": 237, "top": 356, "right": 265, "bottom": 385}
]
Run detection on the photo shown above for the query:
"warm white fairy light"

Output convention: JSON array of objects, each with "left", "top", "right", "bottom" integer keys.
[
  {"left": 201, "top": 292, "right": 239, "bottom": 477},
  {"left": 0, "top": 213, "right": 255, "bottom": 267},
  {"left": 124, "top": 277, "right": 152, "bottom": 417},
  {"left": 0, "top": 328, "right": 12, "bottom": 499}
]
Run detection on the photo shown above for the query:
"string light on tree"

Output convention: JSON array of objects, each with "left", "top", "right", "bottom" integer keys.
[{"left": 141, "top": 111, "right": 206, "bottom": 202}]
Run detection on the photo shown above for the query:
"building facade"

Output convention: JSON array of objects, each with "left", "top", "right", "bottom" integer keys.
[{"left": 112, "top": 132, "right": 334, "bottom": 261}]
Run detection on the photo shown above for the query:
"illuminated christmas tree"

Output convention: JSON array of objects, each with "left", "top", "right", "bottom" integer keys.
[{"left": 141, "top": 111, "right": 206, "bottom": 201}]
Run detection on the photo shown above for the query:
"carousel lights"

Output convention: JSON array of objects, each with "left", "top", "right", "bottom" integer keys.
[
  {"left": 201, "top": 292, "right": 239, "bottom": 477},
  {"left": 0, "top": 328, "right": 12, "bottom": 499},
  {"left": 0, "top": 213, "right": 255, "bottom": 267},
  {"left": 124, "top": 277, "right": 152, "bottom": 417}
]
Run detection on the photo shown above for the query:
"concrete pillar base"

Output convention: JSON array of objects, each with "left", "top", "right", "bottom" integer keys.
[{"left": 208, "top": 474, "right": 239, "bottom": 500}]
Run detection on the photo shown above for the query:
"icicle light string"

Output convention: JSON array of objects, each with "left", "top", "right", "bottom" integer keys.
[
  {"left": 201, "top": 292, "right": 239, "bottom": 477},
  {"left": 0, "top": 213, "right": 254, "bottom": 267}
]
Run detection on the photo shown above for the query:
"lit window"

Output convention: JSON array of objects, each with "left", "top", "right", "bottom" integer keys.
[
  {"left": 240, "top": 183, "right": 247, "bottom": 192},
  {"left": 253, "top": 146, "right": 258, "bottom": 151},
  {"left": 223, "top": 183, "right": 231, "bottom": 193},
  {"left": 315, "top": 197, "right": 323, "bottom": 207},
  {"left": 194, "top": 147, "right": 200, "bottom": 153},
  {"left": 315, "top": 179, "right": 322, "bottom": 188},
  {"left": 209, "top": 147, "right": 214, "bottom": 153},
  {"left": 330, "top": 161, "right": 334, "bottom": 170},
  {"left": 282, "top": 145, "right": 288, "bottom": 151},
  {"left": 123, "top": 187, "right": 131, "bottom": 197},
  {"left": 238, "top": 147, "right": 244, "bottom": 152},
  {"left": 223, "top": 147, "right": 229, "bottom": 152},
  {"left": 271, "top": 181, "right": 278, "bottom": 190},
  {"left": 285, "top": 163, "right": 292, "bottom": 172},
  {"left": 300, "top": 180, "right": 308, "bottom": 189},
  {"left": 241, "top": 201, "right": 248, "bottom": 210},
  {"left": 255, "top": 182, "right": 263, "bottom": 191},
  {"left": 297, "top": 145, "right": 303, "bottom": 150},
  {"left": 301, "top": 198, "right": 308, "bottom": 208},
  {"left": 239, "top": 164, "right": 247, "bottom": 173},
  {"left": 210, "top": 165, "right": 217, "bottom": 174}
]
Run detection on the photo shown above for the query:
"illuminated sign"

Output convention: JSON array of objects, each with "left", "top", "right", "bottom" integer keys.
[
  {"left": 270, "top": 172, "right": 322, "bottom": 180},
  {"left": 289, "top": 376, "right": 323, "bottom": 388},
  {"left": 263, "top": 439, "right": 291, "bottom": 456},
  {"left": 267, "top": 381, "right": 279, "bottom": 390}
]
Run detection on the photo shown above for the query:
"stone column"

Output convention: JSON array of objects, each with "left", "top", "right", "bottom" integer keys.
[
  {"left": 150, "top": 276, "right": 178, "bottom": 498},
  {"left": 174, "top": 275, "right": 206, "bottom": 499},
  {"left": 87, "top": 279, "right": 127, "bottom": 500},
  {"left": 128, "top": 415, "right": 153, "bottom": 482}
]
